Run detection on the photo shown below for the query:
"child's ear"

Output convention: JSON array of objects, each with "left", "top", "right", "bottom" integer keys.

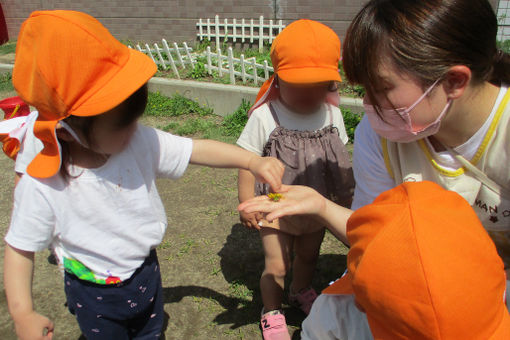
[
  {"left": 443, "top": 65, "right": 471, "bottom": 100},
  {"left": 55, "top": 123, "right": 74, "bottom": 142}
]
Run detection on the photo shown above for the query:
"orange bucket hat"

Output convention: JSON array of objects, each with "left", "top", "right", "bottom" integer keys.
[
  {"left": 249, "top": 19, "right": 342, "bottom": 115},
  {"left": 12, "top": 10, "right": 157, "bottom": 178},
  {"left": 324, "top": 181, "right": 510, "bottom": 339}
]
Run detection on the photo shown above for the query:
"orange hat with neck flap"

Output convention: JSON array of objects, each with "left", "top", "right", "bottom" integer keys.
[
  {"left": 324, "top": 181, "right": 510, "bottom": 339},
  {"left": 249, "top": 19, "right": 342, "bottom": 116},
  {"left": 13, "top": 10, "right": 157, "bottom": 178}
]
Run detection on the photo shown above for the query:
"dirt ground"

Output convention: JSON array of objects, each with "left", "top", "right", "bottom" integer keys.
[{"left": 0, "top": 113, "right": 349, "bottom": 340}]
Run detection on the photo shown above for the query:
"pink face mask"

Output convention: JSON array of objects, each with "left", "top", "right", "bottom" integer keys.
[{"left": 363, "top": 79, "right": 452, "bottom": 143}]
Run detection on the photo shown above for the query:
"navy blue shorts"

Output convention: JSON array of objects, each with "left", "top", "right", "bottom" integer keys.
[{"left": 64, "top": 250, "right": 164, "bottom": 339}]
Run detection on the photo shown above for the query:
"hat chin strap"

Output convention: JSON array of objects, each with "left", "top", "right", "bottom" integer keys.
[{"left": 58, "top": 121, "right": 88, "bottom": 148}]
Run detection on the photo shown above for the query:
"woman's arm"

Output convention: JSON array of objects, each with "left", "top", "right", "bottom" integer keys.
[
  {"left": 238, "top": 185, "right": 353, "bottom": 244},
  {"left": 4, "top": 244, "right": 54, "bottom": 340},
  {"left": 191, "top": 139, "right": 284, "bottom": 192}
]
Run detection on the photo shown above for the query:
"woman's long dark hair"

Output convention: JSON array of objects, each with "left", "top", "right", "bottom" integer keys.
[{"left": 342, "top": 0, "right": 508, "bottom": 110}]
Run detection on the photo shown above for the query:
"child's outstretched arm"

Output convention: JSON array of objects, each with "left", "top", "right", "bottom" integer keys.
[
  {"left": 190, "top": 139, "right": 284, "bottom": 192},
  {"left": 238, "top": 185, "right": 353, "bottom": 244},
  {"left": 4, "top": 244, "right": 54, "bottom": 340}
]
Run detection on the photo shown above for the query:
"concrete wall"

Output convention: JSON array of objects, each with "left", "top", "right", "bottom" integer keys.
[{"left": 1, "top": 0, "right": 366, "bottom": 44}]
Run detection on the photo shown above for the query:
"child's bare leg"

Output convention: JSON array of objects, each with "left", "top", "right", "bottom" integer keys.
[
  {"left": 260, "top": 228, "right": 293, "bottom": 312},
  {"left": 290, "top": 228, "right": 325, "bottom": 294}
]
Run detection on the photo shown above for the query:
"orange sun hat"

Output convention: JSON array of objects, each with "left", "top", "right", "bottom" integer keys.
[
  {"left": 249, "top": 19, "right": 342, "bottom": 115},
  {"left": 12, "top": 10, "right": 157, "bottom": 178},
  {"left": 271, "top": 19, "right": 341, "bottom": 84},
  {"left": 324, "top": 181, "right": 510, "bottom": 339}
]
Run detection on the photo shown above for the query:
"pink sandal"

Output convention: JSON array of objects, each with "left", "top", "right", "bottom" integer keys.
[
  {"left": 289, "top": 287, "right": 318, "bottom": 315},
  {"left": 260, "top": 310, "right": 291, "bottom": 340}
]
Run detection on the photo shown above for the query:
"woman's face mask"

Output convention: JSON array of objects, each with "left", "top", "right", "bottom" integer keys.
[{"left": 363, "top": 79, "right": 452, "bottom": 143}]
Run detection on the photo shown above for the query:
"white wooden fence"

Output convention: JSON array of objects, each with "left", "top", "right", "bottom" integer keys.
[
  {"left": 130, "top": 39, "right": 195, "bottom": 79},
  {"left": 204, "top": 46, "right": 273, "bottom": 85},
  {"left": 197, "top": 15, "right": 285, "bottom": 52},
  {"left": 130, "top": 39, "right": 274, "bottom": 85}
]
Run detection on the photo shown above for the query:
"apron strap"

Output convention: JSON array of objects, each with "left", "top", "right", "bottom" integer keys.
[
  {"left": 446, "top": 146, "right": 510, "bottom": 198},
  {"left": 268, "top": 103, "right": 281, "bottom": 127}
]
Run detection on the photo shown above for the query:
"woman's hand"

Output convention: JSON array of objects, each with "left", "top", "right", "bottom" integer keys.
[
  {"left": 247, "top": 156, "right": 285, "bottom": 192},
  {"left": 14, "top": 311, "right": 54, "bottom": 340},
  {"left": 238, "top": 185, "right": 327, "bottom": 222}
]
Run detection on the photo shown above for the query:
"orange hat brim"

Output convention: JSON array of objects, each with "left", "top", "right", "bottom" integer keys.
[
  {"left": 277, "top": 66, "right": 341, "bottom": 84},
  {"left": 490, "top": 309, "right": 510, "bottom": 339},
  {"left": 72, "top": 48, "right": 157, "bottom": 117},
  {"left": 322, "top": 274, "right": 354, "bottom": 295}
]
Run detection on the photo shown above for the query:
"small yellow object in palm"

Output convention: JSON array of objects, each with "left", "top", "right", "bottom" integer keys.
[{"left": 267, "top": 193, "right": 283, "bottom": 202}]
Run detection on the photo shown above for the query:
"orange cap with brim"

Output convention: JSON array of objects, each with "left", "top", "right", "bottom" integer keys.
[
  {"left": 13, "top": 10, "right": 157, "bottom": 178},
  {"left": 324, "top": 181, "right": 510, "bottom": 339},
  {"left": 271, "top": 19, "right": 341, "bottom": 84},
  {"left": 248, "top": 19, "right": 341, "bottom": 116}
]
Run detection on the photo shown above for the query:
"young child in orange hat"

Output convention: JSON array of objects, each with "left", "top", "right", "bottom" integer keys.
[
  {"left": 2, "top": 10, "right": 284, "bottom": 340},
  {"left": 236, "top": 19, "right": 354, "bottom": 339},
  {"left": 239, "top": 181, "right": 510, "bottom": 339}
]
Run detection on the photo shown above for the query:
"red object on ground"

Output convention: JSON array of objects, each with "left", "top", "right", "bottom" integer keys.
[
  {"left": 0, "top": 97, "right": 30, "bottom": 119},
  {"left": 0, "top": 4, "right": 8, "bottom": 45}
]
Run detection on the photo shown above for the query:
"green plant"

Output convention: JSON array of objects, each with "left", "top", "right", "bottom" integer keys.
[
  {"left": 0, "top": 72, "right": 14, "bottom": 92},
  {"left": 221, "top": 99, "right": 251, "bottom": 137},
  {"left": 186, "top": 62, "right": 207, "bottom": 79},
  {"left": 0, "top": 41, "right": 16, "bottom": 55},
  {"left": 195, "top": 38, "right": 212, "bottom": 52},
  {"left": 341, "top": 107, "right": 363, "bottom": 143},
  {"left": 145, "top": 92, "right": 213, "bottom": 117},
  {"left": 498, "top": 39, "right": 510, "bottom": 54}
]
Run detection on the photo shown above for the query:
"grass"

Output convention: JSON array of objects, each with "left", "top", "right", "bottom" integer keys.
[
  {"left": 147, "top": 90, "right": 362, "bottom": 144},
  {"left": 0, "top": 73, "right": 14, "bottom": 92},
  {"left": 0, "top": 41, "right": 16, "bottom": 55}
]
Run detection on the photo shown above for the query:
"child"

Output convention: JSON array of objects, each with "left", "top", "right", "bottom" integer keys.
[
  {"left": 239, "top": 181, "right": 510, "bottom": 339},
  {"left": 344, "top": 0, "right": 510, "bottom": 286},
  {"left": 3, "top": 10, "right": 284, "bottom": 340},
  {"left": 236, "top": 19, "right": 354, "bottom": 339}
]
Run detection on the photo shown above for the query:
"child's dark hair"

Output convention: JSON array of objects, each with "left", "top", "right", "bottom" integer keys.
[
  {"left": 59, "top": 83, "right": 148, "bottom": 179},
  {"left": 342, "top": 0, "right": 509, "bottom": 110}
]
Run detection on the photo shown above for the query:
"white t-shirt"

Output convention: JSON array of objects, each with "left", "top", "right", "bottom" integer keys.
[
  {"left": 352, "top": 85, "right": 509, "bottom": 210},
  {"left": 5, "top": 124, "right": 193, "bottom": 281},
  {"left": 237, "top": 99, "right": 349, "bottom": 155}
]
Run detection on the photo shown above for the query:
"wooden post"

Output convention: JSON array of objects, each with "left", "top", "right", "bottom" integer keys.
[
  {"left": 206, "top": 46, "right": 213, "bottom": 75},
  {"left": 233, "top": 18, "right": 237, "bottom": 43},
  {"left": 215, "top": 15, "right": 220, "bottom": 48},
  {"left": 252, "top": 57, "right": 258, "bottom": 84},
  {"left": 241, "top": 19, "right": 246, "bottom": 43},
  {"left": 198, "top": 18, "right": 203, "bottom": 41},
  {"left": 240, "top": 54, "right": 246, "bottom": 83},
  {"left": 162, "top": 39, "right": 179, "bottom": 79},
  {"left": 183, "top": 42, "right": 195, "bottom": 68},
  {"left": 154, "top": 43, "right": 167, "bottom": 70},
  {"left": 144, "top": 43, "right": 157, "bottom": 64},
  {"left": 259, "top": 16, "right": 264, "bottom": 52},
  {"left": 207, "top": 18, "right": 211, "bottom": 41},
  {"left": 250, "top": 19, "right": 254, "bottom": 44},
  {"left": 217, "top": 48, "right": 223, "bottom": 77},
  {"left": 228, "top": 47, "right": 235, "bottom": 85},
  {"left": 173, "top": 42, "right": 185, "bottom": 68}
]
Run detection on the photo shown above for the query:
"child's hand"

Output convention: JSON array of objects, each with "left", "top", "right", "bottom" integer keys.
[
  {"left": 240, "top": 210, "right": 263, "bottom": 230},
  {"left": 238, "top": 185, "right": 326, "bottom": 222},
  {"left": 14, "top": 311, "right": 54, "bottom": 340},
  {"left": 247, "top": 156, "right": 284, "bottom": 192}
]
